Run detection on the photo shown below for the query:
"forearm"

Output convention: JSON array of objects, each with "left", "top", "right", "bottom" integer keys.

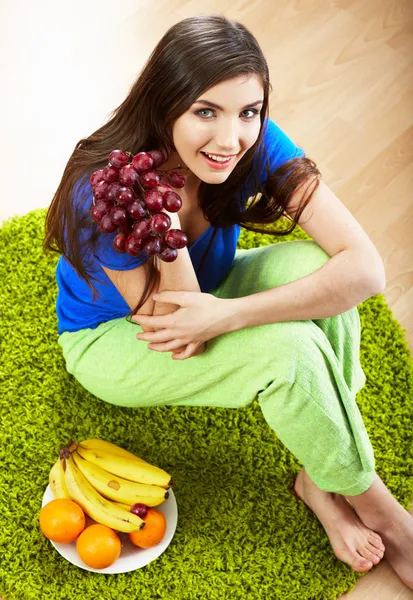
[{"left": 229, "top": 249, "right": 385, "bottom": 330}]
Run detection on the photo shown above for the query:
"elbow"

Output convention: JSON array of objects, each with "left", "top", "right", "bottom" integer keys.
[{"left": 362, "top": 259, "right": 387, "bottom": 296}]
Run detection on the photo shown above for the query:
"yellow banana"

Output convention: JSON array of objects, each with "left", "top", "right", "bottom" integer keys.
[
  {"left": 79, "top": 439, "right": 150, "bottom": 465},
  {"left": 63, "top": 454, "right": 145, "bottom": 533},
  {"left": 76, "top": 444, "right": 173, "bottom": 488},
  {"left": 49, "top": 458, "right": 71, "bottom": 499},
  {"left": 72, "top": 451, "right": 169, "bottom": 507},
  {"left": 112, "top": 501, "right": 133, "bottom": 512}
]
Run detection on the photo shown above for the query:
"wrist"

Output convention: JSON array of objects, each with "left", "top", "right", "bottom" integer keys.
[{"left": 220, "top": 297, "right": 245, "bottom": 334}]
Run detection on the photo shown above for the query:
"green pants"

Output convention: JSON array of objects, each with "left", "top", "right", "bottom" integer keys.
[{"left": 58, "top": 240, "right": 375, "bottom": 496}]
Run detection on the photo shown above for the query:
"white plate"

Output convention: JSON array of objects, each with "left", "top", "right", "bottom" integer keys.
[{"left": 41, "top": 484, "right": 178, "bottom": 573}]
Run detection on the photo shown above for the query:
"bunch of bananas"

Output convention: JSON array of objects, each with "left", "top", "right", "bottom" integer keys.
[{"left": 49, "top": 439, "right": 173, "bottom": 533}]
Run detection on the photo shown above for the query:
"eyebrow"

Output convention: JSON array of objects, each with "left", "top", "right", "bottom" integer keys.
[{"left": 193, "top": 99, "right": 264, "bottom": 111}]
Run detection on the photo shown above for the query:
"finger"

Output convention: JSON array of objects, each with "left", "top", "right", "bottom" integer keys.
[
  {"left": 172, "top": 343, "right": 198, "bottom": 360},
  {"left": 131, "top": 313, "right": 171, "bottom": 328},
  {"left": 136, "top": 330, "right": 175, "bottom": 343},
  {"left": 148, "top": 339, "right": 187, "bottom": 352}
]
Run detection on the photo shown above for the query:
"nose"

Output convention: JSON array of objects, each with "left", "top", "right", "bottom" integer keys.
[{"left": 214, "top": 118, "right": 240, "bottom": 154}]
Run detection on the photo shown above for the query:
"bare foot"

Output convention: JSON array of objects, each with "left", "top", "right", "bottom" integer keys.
[
  {"left": 293, "top": 467, "right": 385, "bottom": 572},
  {"left": 365, "top": 513, "right": 413, "bottom": 589}
]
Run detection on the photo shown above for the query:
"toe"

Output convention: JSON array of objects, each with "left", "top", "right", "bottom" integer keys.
[
  {"left": 353, "top": 554, "right": 373, "bottom": 572},
  {"left": 367, "top": 541, "right": 384, "bottom": 559},
  {"left": 359, "top": 546, "right": 381, "bottom": 565},
  {"left": 368, "top": 531, "right": 385, "bottom": 552}
]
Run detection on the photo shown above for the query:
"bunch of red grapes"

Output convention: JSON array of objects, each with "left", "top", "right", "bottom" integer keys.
[{"left": 89, "top": 148, "right": 188, "bottom": 262}]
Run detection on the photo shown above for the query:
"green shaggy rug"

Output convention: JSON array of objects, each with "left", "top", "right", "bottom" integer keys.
[{"left": 1, "top": 209, "right": 413, "bottom": 600}]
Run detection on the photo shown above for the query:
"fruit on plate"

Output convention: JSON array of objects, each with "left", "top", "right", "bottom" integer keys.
[
  {"left": 62, "top": 451, "right": 145, "bottom": 534},
  {"left": 72, "top": 451, "right": 168, "bottom": 507},
  {"left": 128, "top": 507, "right": 167, "bottom": 549},
  {"left": 39, "top": 498, "right": 86, "bottom": 543},
  {"left": 49, "top": 457, "right": 71, "bottom": 500},
  {"left": 76, "top": 524, "right": 121, "bottom": 569},
  {"left": 76, "top": 438, "right": 151, "bottom": 465},
  {"left": 75, "top": 441, "right": 173, "bottom": 488}
]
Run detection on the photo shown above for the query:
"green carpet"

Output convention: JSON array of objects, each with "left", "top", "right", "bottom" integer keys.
[{"left": 1, "top": 209, "right": 413, "bottom": 600}]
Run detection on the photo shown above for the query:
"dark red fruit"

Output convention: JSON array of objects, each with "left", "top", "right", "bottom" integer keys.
[
  {"left": 133, "top": 218, "right": 152, "bottom": 239},
  {"left": 126, "top": 200, "right": 147, "bottom": 220},
  {"left": 109, "top": 149, "right": 130, "bottom": 169},
  {"left": 90, "top": 169, "right": 105, "bottom": 187},
  {"left": 159, "top": 245, "right": 178, "bottom": 262},
  {"left": 118, "top": 220, "right": 133, "bottom": 236},
  {"left": 167, "top": 171, "right": 186, "bottom": 188},
  {"left": 165, "top": 229, "right": 188, "bottom": 249},
  {"left": 151, "top": 213, "right": 171, "bottom": 234},
  {"left": 117, "top": 186, "right": 137, "bottom": 205},
  {"left": 163, "top": 191, "right": 182, "bottom": 212},
  {"left": 125, "top": 234, "right": 144, "bottom": 256},
  {"left": 113, "top": 233, "right": 127, "bottom": 253},
  {"left": 130, "top": 503, "right": 149, "bottom": 519},
  {"left": 156, "top": 183, "right": 173, "bottom": 198},
  {"left": 144, "top": 190, "right": 164, "bottom": 212},
  {"left": 105, "top": 182, "right": 122, "bottom": 203},
  {"left": 110, "top": 206, "right": 128, "bottom": 227},
  {"left": 90, "top": 203, "right": 110, "bottom": 223},
  {"left": 132, "top": 152, "right": 154, "bottom": 174},
  {"left": 102, "top": 164, "right": 119, "bottom": 183},
  {"left": 143, "top": 237, "right": 162, "bottom": 256},
  {"left": 94, "top": 180, "right": 109, "bottom": 200},
  {"left": 140, "top": 170, "right": 160, "bottom": 190},
  {"left": 147, "top": 149, "right": 166, "bottom": 168},
  {"left": 99, "top": 214, "right": 118, "bottom": 233},
  {"left": 119, "top": 164, "right": 140, "bottom": 187}
]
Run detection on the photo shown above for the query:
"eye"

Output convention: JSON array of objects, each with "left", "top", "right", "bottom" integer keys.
[{"left": 194, "top": 108, "right": 260, "bottom": 119}]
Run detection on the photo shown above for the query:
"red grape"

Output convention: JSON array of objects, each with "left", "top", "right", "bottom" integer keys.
[
  {"left": 118, "top": 220, "right": 133, "bottom": 236},
  {"left": 130, "top": 503, "right": 148, "bottom": 519},
  {"left": 105, "top": 182, "right": 122, "bottom": 203},
  {"left": 147, "top": 149, "right": 166, "bottom": 169},
  {"left": 94, "top": 180, "right": 109, "bottom": 200},
  {"left": 126, "top": 200, "right": 147, "bottom": 220},
  {"left": 167, "top": 170, "right": 185, "bottom": 188},
  {"left": 102, "top": 164, "right": 119, "bottom": 183},
  {"left": 113, "top": 233, "right": 127, "bottom": 253},
  {"left": 163, "top": 191, "right": 182, "bottom": 212},
  {"left": 99, "top": 214, "right": 118, "bottom": 233},
  {"left": 165, "top": 229, "right": 188, "bottom": 249},
  {"left": 143, "top": 237, "right": 162, "bottom": 256},
  {"left": 132, "top": 152, "right": 154, "bottom": 174},
  {"left": 109, "top": 149, "right": 130, "bottom": 169},
  {"left": 90, "top": 203, "right": 110, "bottom": 223},
  {"left": 151, "top": 213, "right": 171, "bottom": 234},
  {"left": 144, "top": 190, "right": 164, "bottom": 212},
  {"left": 90, "top": 169, "right": 105, "bottom": 187},
  {"left": 156, "top": 183, "right": 174, "bottom": 198},
  {"left": 125, "top": 234, "right": 144, "bottom": 256},
  {"left": 119, "top": 164, "right": 140, "bottom": 187},
  {"left": 110, "top": 206, "right": 128, "bottom": 227},
  {"left": 159, "top": 245, "right": 178, "bottom": 262},
  {"left": 116, "top": 186, "right": 136, "bottom": 205},
  {"left": 140, "top": 170, "right": 160, "bottom": 190},
  {"left": 132, "top": 218, "right": 152, "bottom": 239}
]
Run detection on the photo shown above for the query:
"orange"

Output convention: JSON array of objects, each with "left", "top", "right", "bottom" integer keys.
[
  {"left": 128, "top": 508, "right": 166, "bottom": 549},
  {"left": 76, "top": 524, "right": 121, "bottom": 569},
  {"left": 39, "top": 498, "right": 86, "bottom": 543}
]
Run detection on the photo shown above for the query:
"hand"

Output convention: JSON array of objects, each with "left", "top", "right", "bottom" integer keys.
[{"left": 131, "top": 291, "right": 237, "bottom": 359}]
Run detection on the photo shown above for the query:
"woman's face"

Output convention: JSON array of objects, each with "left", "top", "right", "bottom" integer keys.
[{"left": 168, "top": 74, "right": 264, "bottom": 187}]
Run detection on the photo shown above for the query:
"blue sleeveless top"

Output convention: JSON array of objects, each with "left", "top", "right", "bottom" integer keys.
[{"left": 56, "top": 117, "right": 306, "bottom": 334}]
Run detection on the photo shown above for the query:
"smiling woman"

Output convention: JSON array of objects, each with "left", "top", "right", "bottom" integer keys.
[{"left": 42, "top": 14, "right": 406, "bottom": 582}]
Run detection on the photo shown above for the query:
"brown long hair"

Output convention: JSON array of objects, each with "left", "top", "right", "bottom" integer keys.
[{"left": 43, "top": 14, "right": 320, "bottom": 316}]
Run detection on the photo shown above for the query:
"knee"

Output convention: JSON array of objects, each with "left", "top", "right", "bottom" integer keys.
[{"left": 276, "top": 240, "right": 330, "bottom": 286}]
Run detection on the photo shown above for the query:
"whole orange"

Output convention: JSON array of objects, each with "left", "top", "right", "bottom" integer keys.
[
  {"left": 76, "top": 524, "right": 121, "bottom": 569},
  {"left": 128, "top": 508, "right": 166, "bottom": 549},
  {"left": 39, "top": 498, "right": 86, "bottom": 543}
]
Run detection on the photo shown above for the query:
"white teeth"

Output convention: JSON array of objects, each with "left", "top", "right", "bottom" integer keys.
[{"left": 204, "top": 152, "right": 232, "bottom": 163}]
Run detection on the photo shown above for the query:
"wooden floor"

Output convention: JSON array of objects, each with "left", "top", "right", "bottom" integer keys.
[{"left": 1, "top": 0, "right": 412, "bottom": 598}]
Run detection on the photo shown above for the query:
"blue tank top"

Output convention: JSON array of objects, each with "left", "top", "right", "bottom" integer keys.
[{"left": 56, "top": 117, "right": 306, "bottom": 334}]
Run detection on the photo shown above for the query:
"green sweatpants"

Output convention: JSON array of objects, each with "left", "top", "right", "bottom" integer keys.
[{"left": 58, "top": 240, "right": 375, "bottom": 496}]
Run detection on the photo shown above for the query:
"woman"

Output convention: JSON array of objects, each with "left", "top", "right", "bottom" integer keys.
[{"left": 43, "top": 14, "right": 413, "bottom": 587}]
